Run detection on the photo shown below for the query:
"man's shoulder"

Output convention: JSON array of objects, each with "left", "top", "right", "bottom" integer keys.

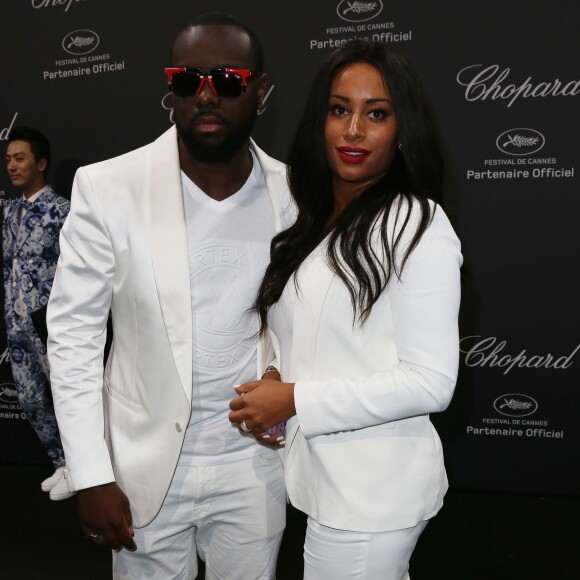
[
  {"left": 43, "top": 187, "right": 69, "bottom": 206},
  {"left": 83, "top": 139, "right": 154, "bottom": 175},
  {"left": 81, "top": 126, "right": 176, "bottom": 177}
]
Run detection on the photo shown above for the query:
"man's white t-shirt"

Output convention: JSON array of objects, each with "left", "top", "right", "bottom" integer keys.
[{"left": 179, "top": 151, "right": 275, "bottom": 466}]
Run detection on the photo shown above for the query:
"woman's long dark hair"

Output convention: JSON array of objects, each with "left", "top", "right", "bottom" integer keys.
[{"left": 256, "top": 40, "right": 446, "bottom": 332}]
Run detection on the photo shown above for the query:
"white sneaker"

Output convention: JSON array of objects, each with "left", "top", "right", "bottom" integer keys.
[
  {"left": 49, "top": 470, "right": 75, "bottom": 501},
  {"left": 41, "top": 466, "right": 66, "bottom": 492}
]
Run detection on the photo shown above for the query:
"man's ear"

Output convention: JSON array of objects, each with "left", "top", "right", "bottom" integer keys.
[
  {"left": 37, "top": 158, "right": 48, "bottom": 173},
  {"left": 255, "top": 73, "right": 269, "bottom": 110}
]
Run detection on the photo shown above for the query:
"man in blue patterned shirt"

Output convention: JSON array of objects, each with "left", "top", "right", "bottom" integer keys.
[{"left": 3, "top": 126, "right": 72, "bottom": 500}]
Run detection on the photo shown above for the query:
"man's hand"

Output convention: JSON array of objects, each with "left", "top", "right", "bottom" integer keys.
[{"left": 77, "top": 482, "right": 137, "bottom": 551}]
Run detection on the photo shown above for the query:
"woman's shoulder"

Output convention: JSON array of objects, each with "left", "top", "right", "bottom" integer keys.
[
  {"left": 379, "top": 193, "right": 429, "bottom": 235},
  {"left": 378, "top": 194, "right": 459, "bottom": 257},
  {"left": 390, "top": 194, "right": 456, "bottom": 230}
]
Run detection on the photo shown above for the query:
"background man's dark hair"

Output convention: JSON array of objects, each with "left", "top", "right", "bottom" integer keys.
[
  {"left": 8, "top": 126, "right": 51, "bottom": 175},
  {"left": 173, "top": 12, "right": 264, "bottom": 74}
]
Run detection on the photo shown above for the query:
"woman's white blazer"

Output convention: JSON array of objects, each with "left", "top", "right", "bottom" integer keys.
[{"left": 270, "top": 199, "right": 462, "bottom": 532}]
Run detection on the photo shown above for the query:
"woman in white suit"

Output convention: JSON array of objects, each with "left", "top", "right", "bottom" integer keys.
[{"left": 229, "top": 40, "right": 462, "bottom": 579}]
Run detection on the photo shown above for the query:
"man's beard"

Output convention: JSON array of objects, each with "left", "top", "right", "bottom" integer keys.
[{"left": 176, "top": 108, "right": 257, "bottom": 163}]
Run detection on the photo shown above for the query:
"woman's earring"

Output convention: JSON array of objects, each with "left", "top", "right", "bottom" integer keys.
[{"left": 398, "top": 142, "right": 403, "bottom": 150}]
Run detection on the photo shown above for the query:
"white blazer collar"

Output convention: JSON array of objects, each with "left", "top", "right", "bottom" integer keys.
[{"left": 147, "top": 126, "right": 193, "bottom": 402}]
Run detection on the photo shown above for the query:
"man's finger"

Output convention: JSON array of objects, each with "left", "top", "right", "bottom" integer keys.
[{"left": 125, "top": 537, "right": 137, "bottom": 551}]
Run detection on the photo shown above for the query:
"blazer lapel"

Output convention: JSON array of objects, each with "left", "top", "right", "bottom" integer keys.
[
  {"left": 282, "top": 251, "right": 334, "bottom": 458},
  {"left": 251, "top": 139, "right": 295, "bottom": 233},
  {"left": 15, "top": 197, "right": 49, "bottom": 254},
  {"left": 251, "top": 141, "right": 282, "bottom": 233},
  {"left": 10, "top": 188, "right": 55, "bottom": 253},
  {"left": 146, "top": 126, "right": 193, "bottom": 403},
  {"left": 252, "top": 140, "right": 299, "bottom": 376},
  {"left": 289, "top": 244, "right": 334, "bottom": 380}
]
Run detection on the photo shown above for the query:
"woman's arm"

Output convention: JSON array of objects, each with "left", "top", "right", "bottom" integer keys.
[{"left": 294, "top": 205, "right": 462, "bottom": 438}]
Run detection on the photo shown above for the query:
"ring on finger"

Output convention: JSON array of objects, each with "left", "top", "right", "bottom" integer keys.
[{"left": 240, "top": 419, "right": 251, "bottom": 433}]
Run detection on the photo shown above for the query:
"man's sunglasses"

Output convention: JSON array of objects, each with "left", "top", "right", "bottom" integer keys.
[{"left": 164, "top": 67, "right": 258, "bottom": 98}]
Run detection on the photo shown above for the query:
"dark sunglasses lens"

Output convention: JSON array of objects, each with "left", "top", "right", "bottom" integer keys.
[
  {"left": 211, "top": 72, "right": 243, "bottom": 97},
  {"left": 171, "top": 72, "right": 200, "bottom": 97}
]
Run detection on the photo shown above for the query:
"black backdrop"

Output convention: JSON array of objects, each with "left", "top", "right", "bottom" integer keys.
[{"left": 1, "top": 0, "right": 578, "bottom": 495}]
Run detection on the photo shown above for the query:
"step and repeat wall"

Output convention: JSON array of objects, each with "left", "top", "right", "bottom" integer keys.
[{"left": 1, "top": 0, "right": 578, "bottom": 494}]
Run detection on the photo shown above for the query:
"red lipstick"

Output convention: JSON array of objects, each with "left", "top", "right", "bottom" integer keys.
[{"left": 336, "top": 146, "right": 370, "bottom": 164}]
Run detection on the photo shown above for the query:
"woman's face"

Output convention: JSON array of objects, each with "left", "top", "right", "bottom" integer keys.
[{"left": 325, "top": 62, "right": 398, "bottom": 197}]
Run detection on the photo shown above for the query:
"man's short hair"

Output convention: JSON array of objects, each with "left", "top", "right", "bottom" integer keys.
[
  {"left": 8, "top": 126, "right": 51, "bottom": 174},
  {"left": 175, "top": 12, "right": 264, "bottom": 74}
]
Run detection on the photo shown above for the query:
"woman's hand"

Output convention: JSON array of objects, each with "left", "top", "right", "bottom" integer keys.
[{"left": 229, "top": 380, "right": 296, "bottom": 446}]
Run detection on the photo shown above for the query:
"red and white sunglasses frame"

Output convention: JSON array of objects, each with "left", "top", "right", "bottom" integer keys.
[{"left": 163, "top": 67, "right": 257, "bottom": 95}]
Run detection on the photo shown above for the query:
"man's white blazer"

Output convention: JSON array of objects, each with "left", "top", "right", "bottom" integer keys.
[{"left": 47, "top": 126, "right": 293, "bottom": 527}]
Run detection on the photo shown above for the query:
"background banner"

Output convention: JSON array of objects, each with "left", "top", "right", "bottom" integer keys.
[{"left": 1, "top": 0, "right": 578, "bottom": 495}]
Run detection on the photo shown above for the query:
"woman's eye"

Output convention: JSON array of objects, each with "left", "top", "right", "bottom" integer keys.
[
  {"left": 329, "top": 104, "right": 348, "bottom": 116},
  {"left": 368, "top": 109, "right": 388, "bottom": 120}
]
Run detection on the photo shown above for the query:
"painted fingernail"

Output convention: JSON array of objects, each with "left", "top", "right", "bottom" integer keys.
[
  {"left": 276, "top": 436, "right": 284, "bottom": 442},
  {"left": 262, "top": 434, "right": 271, "bottom": 439},
  {"left": 278, "top": 441, "right": 286, "bottom": 446}
]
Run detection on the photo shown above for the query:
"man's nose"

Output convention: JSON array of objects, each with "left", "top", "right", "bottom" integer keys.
[{"left": 196, "top": 77, "right": 220, "bottom": 104}]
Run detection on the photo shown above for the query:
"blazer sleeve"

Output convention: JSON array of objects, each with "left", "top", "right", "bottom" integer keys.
[
  {"left": 47, "top": 167, "right": 116, "bottom": 491},
  {"left": 294, "top": 204, "right": 462, "bottom": 438},
  {"left": 56, "top": 196, "right": 71, "bottom": 228}
]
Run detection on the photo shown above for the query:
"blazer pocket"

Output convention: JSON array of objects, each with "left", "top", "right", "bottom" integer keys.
[{"left": 105, "top": 383, "right": 141, "bottom": 412}]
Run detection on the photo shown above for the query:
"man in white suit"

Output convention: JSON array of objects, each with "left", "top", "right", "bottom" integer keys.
[{"left": 47, "top": 13, "right": 291, "bottom": 580}]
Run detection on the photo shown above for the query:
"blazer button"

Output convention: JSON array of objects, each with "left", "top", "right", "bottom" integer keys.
[{"left": 175, "top": 422, "right": 182, "bottom": 432}]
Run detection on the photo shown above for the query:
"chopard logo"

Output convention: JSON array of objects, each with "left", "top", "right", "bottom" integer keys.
[
  {"left": 0, "top": 348, "right": 10, "bottom": 366},
  {"left": 258, "top": 85, "right": 275, "bottom": 116},
  {"left": 1, "top": 112, "right": 18, "bottom": 141},
  {"left": 456, "top": 64, "right": 580, "bottom": 108},
  {"left": 32, "top": 0, "right": 87, "bottom": 13},
  {"left": 0, "top": 383, "right": 18, "bottom": 404},
  {"left": 496, "top": 128, "right": 545, "bottom": 156},
  {"left": 62, "top": 30, "right": 99, "bottom": 55},
  {"left": 337, "top": 0, "right": 383, "bottom": 22},
  {"left": 460, "top": 336, "right": 579, "bottom": 375},
  {"left": 493, "top": 394, "right": 538, "bottom": 417}
]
